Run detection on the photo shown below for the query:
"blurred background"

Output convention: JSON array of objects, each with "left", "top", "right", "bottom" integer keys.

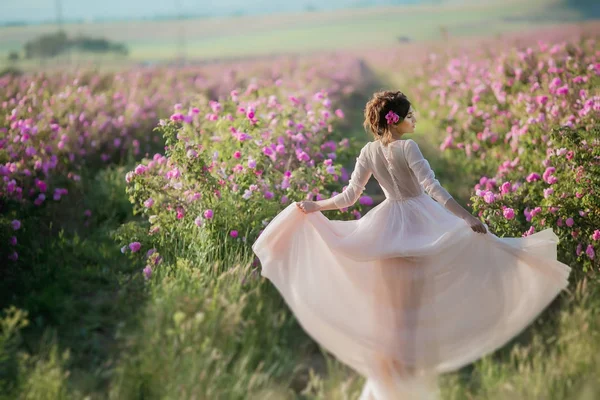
[
  {"left": 2, "top": 2, "right": 600, "bottom": 400},
  {"left": 2, "top": 0, "right": 600, "bottom": 70}
]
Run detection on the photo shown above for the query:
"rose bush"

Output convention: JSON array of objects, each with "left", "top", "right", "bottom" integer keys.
[
  {"left": 0, "top": 54, "right": 369, "bottom": 263},
  {"left": 405, "top": 34, "right": 599, "bottom": 273},
  {"left": 120, "top": 81, "right": 370, "bottom": 272},
  {"left": 472, "top": 125, "right": 600, "bottom": 274}
]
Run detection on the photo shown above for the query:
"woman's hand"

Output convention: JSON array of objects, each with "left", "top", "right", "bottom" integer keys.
[
  {"left": 296, "top": 201, "right": 321, "bottom": 214},
  {"left": 464, "top": 214, "right": 487, "bottom": 234}
]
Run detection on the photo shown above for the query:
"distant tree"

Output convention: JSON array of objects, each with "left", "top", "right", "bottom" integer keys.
[
  {"left": 70, "top": 36, "right": 128, "bottom": 55},
  {"left": 24, "top": 31, "right": 69, "bottom": 58},
  {"left": 111, "top": 43, "right": 129, "bottom": 56},
  {"left": 23, "top": 31, "right": 128, "bottom": 59},
  {"left": 304, "top": 4, "right": 317, "bottom": 12},
  {"left": 8, "top": 51, "right": 19, "bottom": 62}
]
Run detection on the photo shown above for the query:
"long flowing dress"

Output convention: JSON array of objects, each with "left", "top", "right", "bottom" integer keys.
[{"left": 252, "top": 138, "right": 572, "bottom": 399}]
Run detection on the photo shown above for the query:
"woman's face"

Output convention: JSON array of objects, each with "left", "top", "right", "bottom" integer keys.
[{"left": 390, "top": 106, "right": 417, "bottom": 136}]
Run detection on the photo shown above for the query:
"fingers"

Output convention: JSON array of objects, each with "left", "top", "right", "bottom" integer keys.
[
  {"left": 471, "top": 224, "right": 487, "bottom": 234},
  {"left": 295, "top": 202, "right": 307, "bottom": 214}
]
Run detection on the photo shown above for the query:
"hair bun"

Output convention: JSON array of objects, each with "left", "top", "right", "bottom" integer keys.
[{"left": 363, "top": 90, "right": 411, "bottom": 145}]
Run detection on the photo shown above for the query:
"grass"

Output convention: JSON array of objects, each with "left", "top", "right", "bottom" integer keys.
[
  {"left": 0, "top": 166, "right": 148, "bottom": 398},
  {"left": 0, "top": 164, "right": 326, "bottom": 399}
]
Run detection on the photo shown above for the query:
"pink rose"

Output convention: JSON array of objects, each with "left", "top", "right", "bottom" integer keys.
[
  {"left": 542, "top": 167, "right": 555, "bottom": 183},
  {"left": 134, "top": 164, "right": 148, "bottom": 175},
  {"left": 586, "top": 244, "right": 595, "bottom": 260},
  {"left": 385, "top": 110, "right": 400, "bottom": 125},
  {"left": 566, "top": 218, "right": 574, "bottom": 227},
  {"left": 526, "top": 173, "right": 541, "bottom": 182},
  {"left": 523, "top": 226, "right": 535, "bottom": 237},
  {"left": 129, "top": 242, "right": 142, "bottom": 252},
  {"left": 483, "top": 191, "right": 496, "bottom": 204}
]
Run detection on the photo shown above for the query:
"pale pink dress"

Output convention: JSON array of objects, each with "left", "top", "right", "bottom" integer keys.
[{"left": 252, "top": 139, "right": 571, "bottom": 399}]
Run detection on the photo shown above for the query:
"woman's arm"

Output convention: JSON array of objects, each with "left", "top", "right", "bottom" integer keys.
[
  {"left": 404, "top": 139, "right": 453, "bottom": 206},
  {"left": 297, "top": 147, "right": 372, "bottom": 213},
  {"left": 444, "top": 198, "right": 487, "bottom": 233},
  {"left": 404, "top": 139, "right": 487, "bottom": 233}
]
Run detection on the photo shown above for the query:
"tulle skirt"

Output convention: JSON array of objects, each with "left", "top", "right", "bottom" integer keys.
[{"left": 252, "top": 193, "right": 571, "bottom": 399}]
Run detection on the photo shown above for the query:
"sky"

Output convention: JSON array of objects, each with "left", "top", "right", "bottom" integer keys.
[{"left": 1, "top": 0, "right": 425, "bottom": 24}]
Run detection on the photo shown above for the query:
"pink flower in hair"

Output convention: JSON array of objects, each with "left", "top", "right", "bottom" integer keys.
[{"left": 385, "top": 110, "right": 400, "bottom": 125}]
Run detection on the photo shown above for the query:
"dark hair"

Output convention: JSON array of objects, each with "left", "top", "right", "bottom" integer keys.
[{"left": 363, "top": 90, "right": 411, "bottom": 145}]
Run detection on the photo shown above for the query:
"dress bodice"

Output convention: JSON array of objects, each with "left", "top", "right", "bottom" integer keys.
[{"left": 331, "top": 139, "right": 453, "bottom": 209}]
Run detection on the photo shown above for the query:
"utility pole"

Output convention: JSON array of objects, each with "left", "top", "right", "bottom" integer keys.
[
  {"left": 55, "top": 0, "right": 64, "bottom": 32},
  {"left": 55, "top": 0, "right": 72, "bottom": 67},
  {"left": 174, "top": 0, "right": 186, "bottom": 65}
]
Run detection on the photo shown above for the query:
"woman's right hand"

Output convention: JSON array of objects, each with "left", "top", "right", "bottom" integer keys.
[
  {"left": 465, "top": 215, "right": 487, "bottom": 234},
  {"left": 296, "top": 201, "right": 321, "bottom": 214}
]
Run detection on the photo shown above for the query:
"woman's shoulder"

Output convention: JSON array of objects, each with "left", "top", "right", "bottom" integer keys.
[
  {"left": 401, "top": 138, "right": 418, "bottom": 149},
  {"left": 367, "top": 138, "right": 417, "bottom": 151},
  {"left": 386, "top": 138, "right": 413, "bottom": 148}
]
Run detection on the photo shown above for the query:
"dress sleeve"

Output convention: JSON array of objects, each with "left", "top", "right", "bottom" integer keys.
[
  {"left": 331, "top": 145, "right": 372, "bottom": 209},
  {"left": 404, "top": 139, "right": 453, "bottom": 206}
]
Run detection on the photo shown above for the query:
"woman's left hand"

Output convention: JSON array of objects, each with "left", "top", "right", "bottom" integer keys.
[{"left": 296, "top": 201, "right": 320, "bottom": 214}]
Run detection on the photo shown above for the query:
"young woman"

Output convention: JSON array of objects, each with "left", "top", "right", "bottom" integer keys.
[{"left": 252, "top": 90, "right": 571, "bottom": 399}]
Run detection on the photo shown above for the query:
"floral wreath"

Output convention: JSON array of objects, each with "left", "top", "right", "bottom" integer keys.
[{"left": 385, "top": 110, "right": 401, "bottom": 125}]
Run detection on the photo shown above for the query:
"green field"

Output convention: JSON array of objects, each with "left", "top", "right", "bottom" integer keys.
[{"left": 0, "top": 0, "right": 594, "bottom": 68}]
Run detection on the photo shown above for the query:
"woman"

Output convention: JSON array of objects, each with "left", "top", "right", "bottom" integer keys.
[{"left": 252, "top": 90, "right": 571, "bottom": 399}]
